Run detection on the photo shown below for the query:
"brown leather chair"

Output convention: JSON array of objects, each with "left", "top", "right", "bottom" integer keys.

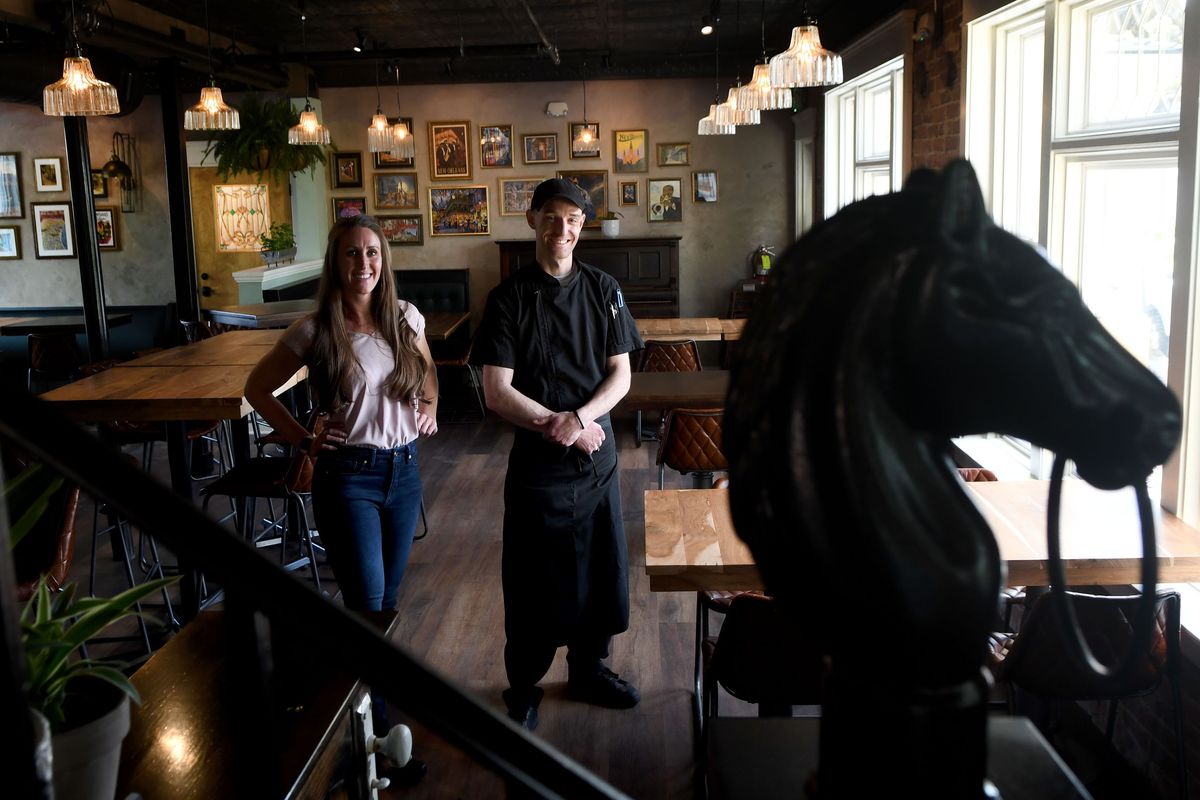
[
  {"left": 635, "top": 339, "right": 702, "bottom": 446},
  {"left": 989, "top": 589, "right": 1187, "bottom": 799},
  {"left": 957, "top": 467, "right": 998, "bottom": 482},
  {"left": 27, "top": 332, "right": 82, "bottom": 394},
  {"left": 656, "top": 407, "right": 726, "bottom": 489},
  {"left": 699, "top": 592, "right": 825, "bottom": 734},
  {"left": 10, "top": 467, "right": 80, "bottom": 601}
]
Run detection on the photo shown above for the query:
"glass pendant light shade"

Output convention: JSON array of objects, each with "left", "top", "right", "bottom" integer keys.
[
  {"left": 724, "top": 87, "right": 761, "bottom": 126},
  {"left": 713, "top": 97, "right": 736, "bottom": 127},
  {"left": 739, "top": 62, "right": 792, "bottom": 111},
  {"left": 769, "top": 22, "right": 843, "bottom": 88},
  {"left": 43, "top": 55, "right": 120, "bottom": 116},
  {"left": 184, "top": 83, "right": 240, "bottom": 130},
  {"left": 389, "top": 120, "right": 415, "bottom": 159},
  {"left": 289, "top": 103, "right": 330, "bottom": 145},
  {"left": 698, "top": 104, "right": 736, "bottom": 136},
  {"left": 368, "top": 110, "right": 392, "bottom": 152}
]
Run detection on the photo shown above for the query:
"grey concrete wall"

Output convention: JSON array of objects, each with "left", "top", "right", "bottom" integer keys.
[
  {"left": 0, "top": 97, "right": 175, "bottom": 307},
  {"left": 0, "top": 77, "right": 795, "bottom": 318}
]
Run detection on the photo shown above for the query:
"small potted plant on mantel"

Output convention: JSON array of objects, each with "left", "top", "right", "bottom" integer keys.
[
  {"left": 597, "top": 210, "right": 623, "bottom": 238},
  {"left": 259, "top": 222, "right": 297, "bottom": 268},
  {"left": 8, "top": 463, "right": 177, "bottom": 800}
]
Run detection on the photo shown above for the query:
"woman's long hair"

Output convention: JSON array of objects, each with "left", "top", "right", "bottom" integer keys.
[{"left": 308, "top": 215, "right": 428, "bottom": 412}]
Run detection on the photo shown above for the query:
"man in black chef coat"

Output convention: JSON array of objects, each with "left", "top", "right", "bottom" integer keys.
[{"left": 473, "top": 178, "right": 644, "bottom": 731}]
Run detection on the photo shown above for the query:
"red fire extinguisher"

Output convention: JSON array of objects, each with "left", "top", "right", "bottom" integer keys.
[{"left": 750, "top": 244, "right": 775, "bottom": 284}]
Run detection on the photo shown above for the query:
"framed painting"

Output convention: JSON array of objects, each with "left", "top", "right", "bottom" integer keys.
[
  {"left": 373, "top": 118, "right": 415, "bottom": 169},
  {"left": 333, "top": 196, "right": 367, "bottom": 222},
  {"left": 656, "top": 142, "right": 691, "bottom": 167},
  {"left": 647, "top": 178, "right": 683, "bottom": 223},
  {"left": 429, "top": 185, "right": 489, "bottom": 236},
  {"left": 31, "top": 202, "right": 74, "bottom": 258},
  {"left": 378, "top": 214, "right": 424, "bottom": 246},
  {"left": 428, "top": 121, "right": 471, "bottom": 180},
  {"left": 34, "top": 157, "right": 63, "bottom": 192},
  {"left": 0, "top": 153, "right": 22, "bottom": 218},
  {"left": 214, "top": 184, "right": 270, "bottom": 252},
  {"left": 618, "top": 179, "right": 639, "bottom": 207},
  {"left": 0, "top": 225, "right": 20, "bottom": 259},
  {"left": 613, "top": 129, "right": 648, "bottom": 173},
  {"left": 522, "top": 133, "right": 558, "bottom": 165},
  {"left": 569, "top": 122, "right": 601, "bottom": 159},
  {"left": 90, "top": 170, "right": 108, "bottom": 198},
  {"left": 692, "top": 170, "right": 718, "bottom": 203},
  {"left": 499, "top": 177, "right": 547, "bottom": 216},
  {"left": 373, "top": 172, "right": 419, "bottom": 210},
  {"left": 333, "top": 151, "right": 364, "bottom": 189},
  {"left": 556, "top": 170, "right": 607, "bottom": 229},
  {"left": 95, "top": 206, "right": 120, "bottom": 250},
  {"left": 479, "top": 124, "right": 514, "bottom": 169}
]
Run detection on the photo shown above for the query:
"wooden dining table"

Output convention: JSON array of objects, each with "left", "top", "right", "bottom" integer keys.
[
  {"left": 206, "top": 299, "right": 315, "bottom": 329},
  {"left": 643, "top": 481, "right": 1200, "bottom": 592},
  {"left": 425, "top": 310, "right": 470, "bottom": 342},
  {"left": 123, "top": 330, "right": 283, "bottom": 367},
  {"left": 623, "top": 369, "right": 729, "bottom": 411},
  {"left": 637, "top": 317, "right": 724, "bottom": 342},
  {"left": 0, "top": 311, "right": 133, "bottom": 335}
]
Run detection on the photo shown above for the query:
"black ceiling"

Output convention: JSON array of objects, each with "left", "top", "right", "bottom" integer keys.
[{"left": 1, "top": 1, "right": 909, "bottom": 96}]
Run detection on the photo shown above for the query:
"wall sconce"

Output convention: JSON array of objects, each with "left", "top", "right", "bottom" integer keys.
[
  {"left": 913, "top": 0, "right": 943, "bottom": 43},
  {"left": 101, "top": 132, "right": 140, "bottom": 213}
]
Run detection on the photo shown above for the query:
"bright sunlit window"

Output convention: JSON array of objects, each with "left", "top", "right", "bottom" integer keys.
[{"left": 824, "top": 56, "right": 905, "bottom": 216}]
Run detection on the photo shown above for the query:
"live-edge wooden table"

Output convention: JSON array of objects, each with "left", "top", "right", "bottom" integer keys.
[{"left": 644, "top": 482, "right": 1200, "bottom": 592}]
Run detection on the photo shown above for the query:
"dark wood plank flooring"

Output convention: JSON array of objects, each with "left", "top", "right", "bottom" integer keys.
[{"left": 71, "top": 407, "right": 749, "bottom": 799}]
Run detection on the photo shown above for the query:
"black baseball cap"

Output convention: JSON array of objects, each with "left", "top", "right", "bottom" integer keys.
[{"left": 529, "top": 178, "right": 592, "bottom": 213}]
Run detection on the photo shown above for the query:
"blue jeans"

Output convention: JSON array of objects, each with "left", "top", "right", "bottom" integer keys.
[{"left": 312, "top": 443, "right": 422, "bottom": 612}]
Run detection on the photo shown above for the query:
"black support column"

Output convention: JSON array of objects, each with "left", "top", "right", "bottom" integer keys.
[
  {"left": 158, "top": 59, "right": 201, "bottom": 334},
  {"left": 63, "top": 117, "right": 108, "bottom": 362}
]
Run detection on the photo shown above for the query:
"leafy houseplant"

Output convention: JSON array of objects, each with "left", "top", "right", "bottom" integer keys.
[
  {"left": 259, "top": 221, "right": 297, "bottom": 267},
  {"left": 203, "top": 94, "right": 331, "bottom": 183},
  {"left": 6, "top": 462, "right": 177, "bottom": 798},
  {"left": 597, "top": 210, "right": 622, "bottom": 238}
]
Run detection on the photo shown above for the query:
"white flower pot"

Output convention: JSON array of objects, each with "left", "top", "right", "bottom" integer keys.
[
  {"left": 51, "top": 692, "right": 130, "bottom": 800},
  {"left": 600, "top": 219, "right": 620, "bottom": 238}
]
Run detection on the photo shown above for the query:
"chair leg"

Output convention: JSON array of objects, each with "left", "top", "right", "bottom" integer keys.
[
  {"left": 659, "top": 464, "right": 666, "bottom": 490},
  {"left": 413, "top": 499, "right": 430, "bottom": 541},
  {"left": 635, "top": 410, "right": 643, "bottom": 447}
]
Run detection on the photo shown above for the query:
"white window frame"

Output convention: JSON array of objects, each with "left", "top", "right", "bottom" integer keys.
[
  {"left": 824, "top": 57, "right": 906, "bottom": 216},
  {"left": 966, "top": 0, "right": 1200, "bottom": 524}
]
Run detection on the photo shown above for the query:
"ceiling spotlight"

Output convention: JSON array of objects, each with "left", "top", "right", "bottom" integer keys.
[
  {"left": 352, "top": 27, "right": 365, "bottom": 53},
  {"left": 701, "top": 16, "right": 714, "bottom": 35}
]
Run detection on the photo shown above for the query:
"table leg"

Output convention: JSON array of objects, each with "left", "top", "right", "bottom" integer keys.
[{"left": 164, "top": 421, "right": 203, "bottom": 619}]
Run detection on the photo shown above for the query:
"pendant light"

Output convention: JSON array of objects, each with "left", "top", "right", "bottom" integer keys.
[
  {"left": 698, "top": 17, "right": 734, "bottom": 135},
  {"left": 769, "top": 1, "right": 843, "bottom": 88},
  {"left": 738, "top": 0, "right": 792, "bottom": 111},
  {"left": 388, "top": 64, "right": 415, "bottom": 160},
  {"left": 722, "top": 1, "right": 759, "bottom": 126},
  {"left": 288, "top": 13, "right": 330, "bottom": 146},
  {"left": 573, "top": 66, "right": 594, "bottom": 150},
  {"left": 367, "top": 61, "right": 392, "bottom": 153},
  {"left": 184, "top": 0, "right": 240, "bottom": 130},
  {"left": 43, "top": 0, "right": 120, "bottom": 116}
]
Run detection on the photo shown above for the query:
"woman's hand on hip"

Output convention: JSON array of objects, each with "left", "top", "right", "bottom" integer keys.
[
  {"left": 312, "top": 423, "right": 348, "bottom": 452},
  {"left": 417, "top": 410, "right": 438, "bottom": 437}
]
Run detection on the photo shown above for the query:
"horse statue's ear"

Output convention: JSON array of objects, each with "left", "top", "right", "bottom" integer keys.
[{"left": 937, "top": 159, "right": 989, "bottom": 255}]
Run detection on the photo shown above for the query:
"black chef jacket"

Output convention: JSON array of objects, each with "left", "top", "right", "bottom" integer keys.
[{"left": 474, "top": 259, "right": 643, "bottom": 641}]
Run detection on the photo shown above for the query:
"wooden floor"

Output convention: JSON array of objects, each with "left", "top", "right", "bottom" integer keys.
[{"left": 71, "top": 405, "right": 748, "bottom": 799}]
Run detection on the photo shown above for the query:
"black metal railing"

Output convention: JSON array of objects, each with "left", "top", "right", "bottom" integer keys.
[{"left": 0, "top": 387, "right": 628, "bottom": 799}]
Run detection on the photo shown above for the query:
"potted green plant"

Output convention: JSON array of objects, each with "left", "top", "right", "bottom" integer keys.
[
  {"left": 259, "top": 221, "right": 297, "bottom": 268},
  {"left": 202, "top": 94, "right": 331, "bottom": 183},
  {"left": 7, "top": 463, "right": 177, "bottom": 800},
  {"left": 597, "top": 210, "right": 623, "bottom": 238}
]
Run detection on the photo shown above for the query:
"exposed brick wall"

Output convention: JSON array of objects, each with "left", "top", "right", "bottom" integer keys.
[{"left": 909, "top": 0, "right": 965, "bottom": 170}]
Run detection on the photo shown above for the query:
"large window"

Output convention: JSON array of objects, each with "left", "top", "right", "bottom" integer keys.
[
  {"left": 966, "top": 0, "right": 1196, "bottom": 516},
  {"left": 824, "top": 57, "right": 906, "bottom": 216}
]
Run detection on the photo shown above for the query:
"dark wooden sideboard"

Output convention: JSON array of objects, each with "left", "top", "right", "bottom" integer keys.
[{"left": 496, "top": 236, "right": 680, "bottom": 317}]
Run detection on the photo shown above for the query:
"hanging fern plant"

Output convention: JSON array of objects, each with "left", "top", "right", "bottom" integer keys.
[{"left": 203, "top": 94, "right": 332, "bottom": 183}]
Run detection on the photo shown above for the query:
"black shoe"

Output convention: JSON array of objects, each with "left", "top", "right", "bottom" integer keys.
[
  {"left": 568, "top": 666, "right": 640, "bottom": 709},
  {"left": 380, "top": 757, "right": 427, "bottom": 788},
  {"left": 502, "top": 686, "right": 544, "bottom": 731}
]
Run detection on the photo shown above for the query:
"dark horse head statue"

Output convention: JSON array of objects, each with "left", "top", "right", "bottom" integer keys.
[{"left": 724, "top": 160, "right": 1180, "bottom": 796}]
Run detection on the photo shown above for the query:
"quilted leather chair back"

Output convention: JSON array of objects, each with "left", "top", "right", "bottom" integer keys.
[
  {"left": 639, "top": 339, "right": 701, "bottom": 373},
  {"left": 658, "top": 408, "right": 727, "bottom": 474}
]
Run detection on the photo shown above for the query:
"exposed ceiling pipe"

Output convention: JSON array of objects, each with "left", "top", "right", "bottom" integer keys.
[{"left": 519, "top": 0, "right": 560, "bottom": 65}]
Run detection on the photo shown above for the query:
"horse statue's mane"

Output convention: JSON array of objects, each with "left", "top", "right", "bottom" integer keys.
[{"left": 724, "top": 160, "right": 1180, "bottom": 795}]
